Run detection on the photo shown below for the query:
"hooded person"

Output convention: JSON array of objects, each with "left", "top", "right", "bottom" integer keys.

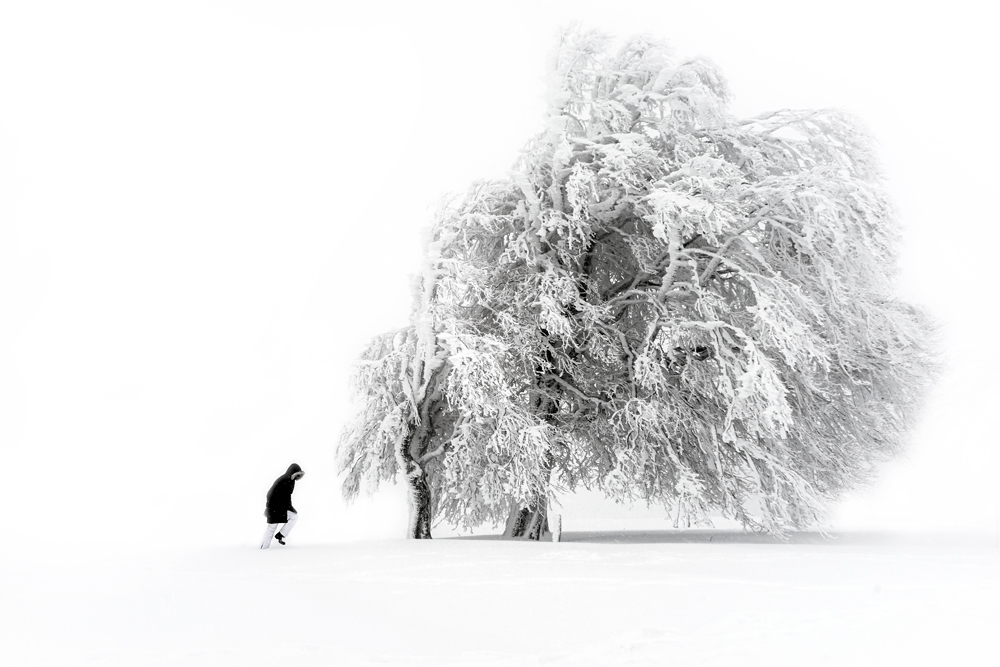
[{"left": 260, "top": 463, "right": 304, "bottom": 549}]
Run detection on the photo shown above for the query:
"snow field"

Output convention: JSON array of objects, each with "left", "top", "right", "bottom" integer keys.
[{"left": 1, "top": 531, "right": 996, "bottom": 666}]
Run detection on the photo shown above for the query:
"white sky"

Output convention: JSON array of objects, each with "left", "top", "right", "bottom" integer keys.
[{"left": 1, "top": 0, "right": 997, "bottom": 547}]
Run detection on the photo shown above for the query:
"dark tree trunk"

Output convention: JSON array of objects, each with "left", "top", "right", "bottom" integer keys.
[
  {"left": 523, "top": 503, "right": 549, "bottom": 540},
  {"left": 503, "top": 500, "right": 550, "bottom": 540},
  {"left": 398, "top": 429, "right": 433, "bottom": 539},
  {"left": 507, "top": 506, "right": 530, "bottom": 537},
  {"left": 406, "top": 458, "right": 433, "bottom": 539},
  {"left": 502, "top": 450, "right": 555, "bottom": 541}
]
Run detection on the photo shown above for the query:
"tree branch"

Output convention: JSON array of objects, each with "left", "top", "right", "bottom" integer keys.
[
  {"left": 541, "top": 372, "right": 610, "bottom": 409},
  {"left": 700, "top": 215, "right": 771, "bottom": 283}
]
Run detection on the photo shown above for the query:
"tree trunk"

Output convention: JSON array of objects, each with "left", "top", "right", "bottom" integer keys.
[
  {"left": 405, "top": 458, "right": 433, "bottom": 539},
  {"left": 502, "top": 447, "right": 556, "bottom": 540},
  {"left": 398, "top": 429, "right": 433, "bottom": 539},
  {"left": 502, "top": 498, "right": 550, "bottom": 540}
]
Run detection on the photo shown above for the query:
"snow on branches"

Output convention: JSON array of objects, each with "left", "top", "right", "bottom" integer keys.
[{"left": 338, "top": 30, "right": 936, "bottom": 538}]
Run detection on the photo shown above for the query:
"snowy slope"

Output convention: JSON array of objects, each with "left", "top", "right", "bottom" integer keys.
[{"left": 2, "top": 531, "right": 996, "bottom": 666}]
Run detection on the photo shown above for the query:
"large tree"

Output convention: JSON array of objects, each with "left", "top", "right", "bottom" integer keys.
[{"left": 338, "top": 31, "right": 936, "bottom": 538}]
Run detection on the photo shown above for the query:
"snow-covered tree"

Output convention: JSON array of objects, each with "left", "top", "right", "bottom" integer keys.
[
  {"left": 338, "top": 30, "right": 936, "bottom": 539},
  {"left": 337, "top": 207, "right": 557, "bottom": 538}
]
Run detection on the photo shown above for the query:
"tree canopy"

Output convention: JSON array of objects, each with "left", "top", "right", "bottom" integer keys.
[{"left": 338, "top": 31, "right": 936, "bottom": 539}]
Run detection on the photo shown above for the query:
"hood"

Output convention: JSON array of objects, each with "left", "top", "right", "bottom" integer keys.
[{"left": 286, "top": 463, "right": 303, "bottom": 477}]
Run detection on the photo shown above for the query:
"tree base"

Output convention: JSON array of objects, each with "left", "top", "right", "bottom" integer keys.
[
  {"left": 503, "top": 503, "right": 550, "bottom": 541},
  {"left": 406, "top": 465, "right": 433, "bottom": 539}
]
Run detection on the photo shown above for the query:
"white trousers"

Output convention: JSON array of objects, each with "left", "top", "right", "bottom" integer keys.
[{"left": 260, "top": 511, "right": 298, "bottom": 549}]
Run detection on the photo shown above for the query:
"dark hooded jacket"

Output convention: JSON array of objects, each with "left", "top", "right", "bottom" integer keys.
[{"left": 264, "top": 463, "right": 302, "bottom": 524}]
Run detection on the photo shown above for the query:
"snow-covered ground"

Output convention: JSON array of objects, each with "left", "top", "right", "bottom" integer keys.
[{"left": 3, "top": 530, "right": 996, "bottom": 666}]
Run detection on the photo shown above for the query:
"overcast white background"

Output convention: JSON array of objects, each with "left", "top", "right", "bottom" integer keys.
[{"left": 1, "top": 0, "right": 997, "bottom": 550}]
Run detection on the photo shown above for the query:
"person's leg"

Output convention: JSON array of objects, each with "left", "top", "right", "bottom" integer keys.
[
  {"left": 260, "top": 523, "right": 279, "bottom": 549},
  {"left": 276, "top": 512, "right": 298, "bottom": 540}
]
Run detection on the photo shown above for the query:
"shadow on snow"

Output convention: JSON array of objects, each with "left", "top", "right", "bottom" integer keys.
[{"left": 449, "top": 529, "right": 993, "bottom": 547}]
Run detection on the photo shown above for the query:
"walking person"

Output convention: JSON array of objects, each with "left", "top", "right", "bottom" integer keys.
[{"left": 260, "top": 463, "right": 304, "bottom": 549}]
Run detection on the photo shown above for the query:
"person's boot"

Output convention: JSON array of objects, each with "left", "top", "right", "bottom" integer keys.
[{"left": 274, "top": 533, "right": 286, "bottom": 545}]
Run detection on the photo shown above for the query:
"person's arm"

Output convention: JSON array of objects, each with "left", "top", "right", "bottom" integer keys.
[
  {"left": 265, "top": 479, "right": 278, "bottom": 508},
  {"left": 279, "top": 478, "right": 294, "bottom": 512}
]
